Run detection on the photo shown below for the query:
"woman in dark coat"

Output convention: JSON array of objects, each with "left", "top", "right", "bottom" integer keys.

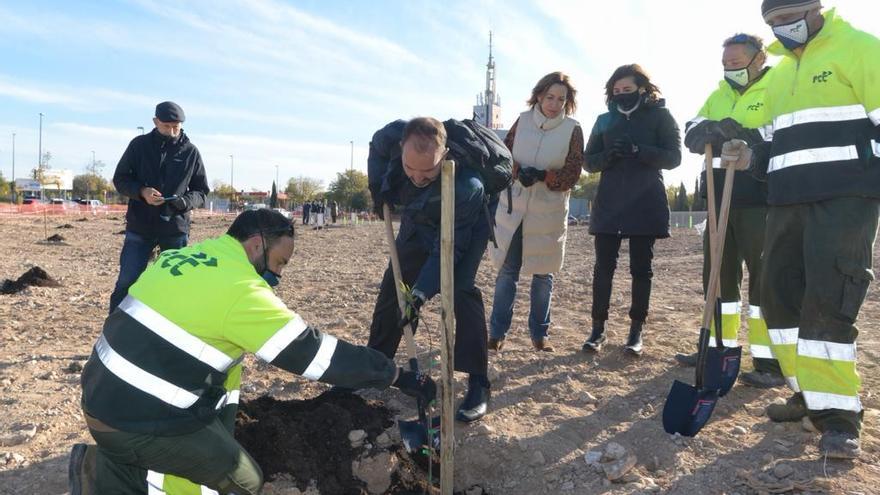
[{"left": 581, "top": 64, "right": 681, "bottom": 356}]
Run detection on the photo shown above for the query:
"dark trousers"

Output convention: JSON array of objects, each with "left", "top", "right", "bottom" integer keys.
[
  {"left": 762, "top": 197, "right": 879, "bottom": 435},
  {"left": 109, "top": 230, "right": 187, "bottom": 313},
  {"left": 88, "top": 408, "right": 261, "bottom": 494},
  {"left": 591, "top": 234, "right": 655, "bottom": 323},
  {"left": 368, "top": 231, "right": 489, "bottom": 376}
]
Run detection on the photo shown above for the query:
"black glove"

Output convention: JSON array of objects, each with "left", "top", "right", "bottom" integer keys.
[
  {"left": 399, "top": 292, "right": 425, "bottom": 330},
  {"left": 372, "top": 192, "right": 393, "bottom": 220},
  {"left": 612, "top": 135, "right": 639, "bottom": 158},
  {"left": 167, "top": 196, "right": 187, "bottom": 212},
  {"left": 605, "top": 147, "right": 624, "bottom": 164},
  {"left": 517, "top": 167, "right": 546, "bottom": 187},
  {"left": 393, "top": 368, "right": 437, "bottom": 404},
  {"left": 684, "top": 120, "right": 713, "bottom": 155},
  {"left": 705, "top": 118, "right": 745, "bottom": 151}
]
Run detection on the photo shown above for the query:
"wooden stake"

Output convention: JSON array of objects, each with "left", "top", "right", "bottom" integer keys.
[{"left": 439, "top": 160, "right": 455, "bottom": 494}]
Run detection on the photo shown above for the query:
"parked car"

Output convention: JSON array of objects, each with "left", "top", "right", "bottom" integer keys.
[
  {"left": 77, "top": 199, "right": 104, "bottom": 207},
  {"left": 244, "top": 203, "right": 268, "bottom": 211}
]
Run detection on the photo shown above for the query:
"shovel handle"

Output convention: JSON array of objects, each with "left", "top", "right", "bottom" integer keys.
[{"left": 383, "top": 204, "right": 420, "bottom": 369}]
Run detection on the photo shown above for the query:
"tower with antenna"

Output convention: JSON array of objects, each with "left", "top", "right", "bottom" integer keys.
[{"left": 473, "top": 31, "right": 503, "bottom": 130}]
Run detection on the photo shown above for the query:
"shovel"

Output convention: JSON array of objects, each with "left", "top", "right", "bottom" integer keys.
[
  {"left": 662, "top": 144, "right": 736, "bottom": 436},
  {"left": 382, "top": 204, "right": 438, "bottom": 458},
  {"left": 702, "top": 146, "right": 742, "bottom": 397}
]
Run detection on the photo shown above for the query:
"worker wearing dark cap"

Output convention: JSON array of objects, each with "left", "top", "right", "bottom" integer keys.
[
  {"left": 110, "top": 101, "right": 210, "bottom": 313},
  {"left": 723, "top": 0, "right": 880, "bottom": 459}
]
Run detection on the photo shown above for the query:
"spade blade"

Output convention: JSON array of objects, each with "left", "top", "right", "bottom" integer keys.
[
  {"left": 704, "top": 346, "right": 742, "bottom": 397},
  {"left": 662, "top": 380, "right": 720, "bottom": 437}
]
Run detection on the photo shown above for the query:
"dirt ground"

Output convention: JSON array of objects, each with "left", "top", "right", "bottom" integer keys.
[{"left": 0, "top": 212, "right": 878, "bottom": 495}]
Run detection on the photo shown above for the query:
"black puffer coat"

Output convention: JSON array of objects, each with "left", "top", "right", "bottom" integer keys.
[{"left": 584, "top": 97, "right": 681, "bottom": 238}]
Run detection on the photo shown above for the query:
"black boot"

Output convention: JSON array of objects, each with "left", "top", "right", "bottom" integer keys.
[
  {"left": 456, "top": 375, "right": 490, "bottom": 423},
  {"left": 582, "top": 321, "right": 607, "bottom": 352},
  {"left": 625, "top": 320, "right": 644, "bottom": 356}
]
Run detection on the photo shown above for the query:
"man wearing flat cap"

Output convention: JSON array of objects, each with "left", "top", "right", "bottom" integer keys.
[
  {"left": 723, "top": 0, "right": 880, "bottom": 458},
  {"left": 110, "top": 101, "right": 210, "bottom": 313}
]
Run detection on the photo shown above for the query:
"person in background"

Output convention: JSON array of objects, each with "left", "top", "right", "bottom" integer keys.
[
  {"left": 109, "top": 101, "right": 209, "bottom": 314},
  {"left": 581, "top": 64, "right": 682, "bottom": 356},
  {"left": 488, "top": 71, "right": 583, "bottom": 353}
]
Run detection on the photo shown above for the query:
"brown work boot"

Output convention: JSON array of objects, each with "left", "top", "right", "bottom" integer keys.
[
  {"left": 532, "top": 338, "right": 554, "bottom": 352},
  {"left": 766, "top": 393, "right": 807, "bottom": 422},
  {"left": 819, "top": 430, "right": 861, "bottom": 459},
  {"left": 488, "top": 337, "right": 505, "bottom": 351}
]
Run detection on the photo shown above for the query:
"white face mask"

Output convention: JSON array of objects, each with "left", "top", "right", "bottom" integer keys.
[
  {"left": 772, "top": 15, "right": 810, "bottom": 50},
  {"left": 724, "top": 67, "right": 750, "bottom": 90},
  {"left": 724, "top": 51, "right": 759, "bottom": 90}
]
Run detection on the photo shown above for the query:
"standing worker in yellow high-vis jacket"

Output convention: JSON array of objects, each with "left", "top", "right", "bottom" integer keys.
[
  {"left": 67, "top": 209, "right": 437, "bottom": 495},
  {"left": 677, "top": 33, "right": 784, "bottom": 389},
  {"left": 724, "top": 0, "right": 880, "bottom": 459}
]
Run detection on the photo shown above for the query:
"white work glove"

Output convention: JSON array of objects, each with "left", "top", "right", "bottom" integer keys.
[{"left": 720, "top": 139, "right": 752, "bottom": 171}]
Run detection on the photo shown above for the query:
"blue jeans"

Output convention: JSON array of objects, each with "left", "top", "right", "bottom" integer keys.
[
  {"left": 109, "top": 230, "right": 188, "bottom": 313},
  {"left": 489, "top": 225, "right": 554, "bottom": 340}
]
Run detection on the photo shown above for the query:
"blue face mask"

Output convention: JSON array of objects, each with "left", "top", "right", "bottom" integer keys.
[
  {"left": 258, "top": 231, "right": 282, "bottom": 288},
  {"left": 773, "top": 14, "right": 810, "bottom": 50},
  {"left": 261, "top": 269, "right": 281, "bottom": 287}
]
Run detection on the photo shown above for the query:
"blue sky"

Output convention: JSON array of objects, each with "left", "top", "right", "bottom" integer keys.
[{"left": 0, "top": 0, "right": 878, "bottom": 193}]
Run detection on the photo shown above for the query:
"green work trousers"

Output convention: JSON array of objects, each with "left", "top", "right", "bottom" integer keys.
[
  {"left": 762, "top": 197, "right": 879, "bottom": 435},
  {"left": 702, "top": 207, "right": 780, "bottom": 374},
  {"left": 87, "top": 407, "right": 262, "bottom": 495}
]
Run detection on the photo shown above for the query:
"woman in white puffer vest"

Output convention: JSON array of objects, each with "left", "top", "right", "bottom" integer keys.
[{"left": 488, "top": 72, "right": 584, "bottom": 352}]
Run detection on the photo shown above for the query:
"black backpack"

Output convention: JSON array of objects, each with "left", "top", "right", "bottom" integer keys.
[{"left": 443, "top": 118, "right": 513, "bottom": 197}]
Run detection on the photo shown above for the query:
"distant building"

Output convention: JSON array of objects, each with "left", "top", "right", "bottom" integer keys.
[{"left": 472, "top": 32, "right": 507, "bottom": 141}]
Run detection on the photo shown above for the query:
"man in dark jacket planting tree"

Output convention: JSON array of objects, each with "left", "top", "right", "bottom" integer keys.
[
  {"left": 582, "top": 64, "right": 682, "bottom": 356},
  {"left": 367, "top": 117, "right": 501, "bottom": 423},
  {"left": 110, "top": 101, "right": 209, "bottom": 313}
]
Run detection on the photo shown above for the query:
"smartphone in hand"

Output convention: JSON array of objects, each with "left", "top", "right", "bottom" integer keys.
[{"left": 162, "top": 195, "right": 179, "bottom": 202}]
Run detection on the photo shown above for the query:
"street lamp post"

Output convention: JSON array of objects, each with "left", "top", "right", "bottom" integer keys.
[
  {"left": 38, "top": 113, "right": 43, "bottom": 200},
  {"left": 11, "top": 132, "right": 15, "bottom": 204},
  {"left": 350, "top": 140, "right": 354, "bottom": 172},
  {"left": 137, "top": 126, "right": 145, "bottom": 135},
  {"left": 229, "top": 154, "right": 234, "bottom": 195}
]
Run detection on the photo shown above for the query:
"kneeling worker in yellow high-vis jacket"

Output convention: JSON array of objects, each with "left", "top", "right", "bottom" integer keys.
[{"left": 68, "top": 208, "right": 436, "bottom": 495}]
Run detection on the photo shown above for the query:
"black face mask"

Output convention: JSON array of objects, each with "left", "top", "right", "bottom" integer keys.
[{"left": 612, "top": 91, "right": 641, "bottom": 111}]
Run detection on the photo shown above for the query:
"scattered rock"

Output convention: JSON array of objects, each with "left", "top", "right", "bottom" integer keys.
[
  {"left": 375, "top": 432, "right": 391, "bottom": 448},
  {"left": 57, "top": 224, "right": 74, "bottom": 229},
  {"left": 602, "top": 453, "right": 637, "bottom": 481},
  {"left": 772, "top": 463, "right": 794, "bottom": 479},
  {"left": 475, "top": 423, "right": 494, "bottom": 436},
  {"left": 584, "top": 450, "right": 603, "bottom": 466},
  {"left": 352, "top": 451, "right": 396, "bottom": 494},
  {"left": 580, "top": 391, "right": 598, "bottom": 404},
  {"left": 0, "top": 433, "right": 28, "bottom": 447},
  {"left": 529, "top": 450, "right": 546, "bottom": 466},
  {"left": 11, "top": 452, "right": 25, "bottom": 464},
  {"left": 66, "top": 361, "right": 85, "bottom": 373},
  {"left": 604, "top": 441, "right": 627, "bottom": 461},
  {"left": 732, "top": 425, "right": 748, "bottom": 435},
  {"left": 348, "top": 429, "right": 367, "bottom": 448}
]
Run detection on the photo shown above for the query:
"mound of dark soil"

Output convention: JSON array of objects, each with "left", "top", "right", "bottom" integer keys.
[
  {"left": 75, "top": 217, "right": 89, "bottom": 222},
  {"left": 1, "top": 266, "right": 61, "bottom": 294},
  {"left": 46, "top": 234, "right": 65, "bottom": 242},
  {"left": 237, "top": 392, "right": 394, "bottom": 494},
  {"left": 57, "top": 224, "right": 74, "bottom": 229}
]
